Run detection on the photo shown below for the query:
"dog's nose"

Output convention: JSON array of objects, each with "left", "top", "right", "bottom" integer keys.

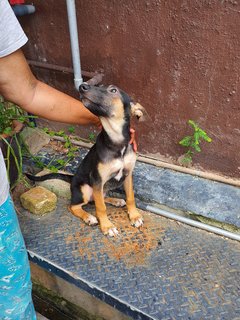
[{"left": 79, "top": 83, "right": 90, "bottom": 92}]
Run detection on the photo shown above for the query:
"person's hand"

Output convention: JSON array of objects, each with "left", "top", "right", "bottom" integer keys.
[{"left": 129, "top": 128, "right": 137, "bottom": 152}]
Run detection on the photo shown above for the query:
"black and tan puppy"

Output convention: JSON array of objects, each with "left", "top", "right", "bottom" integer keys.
[{"left": 28, "top": 83, "right": 145, "bottom": 236}]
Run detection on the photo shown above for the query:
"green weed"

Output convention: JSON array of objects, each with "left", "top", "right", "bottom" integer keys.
[{"left": 179, "top": 120, "right": 212, "bottom": 166}]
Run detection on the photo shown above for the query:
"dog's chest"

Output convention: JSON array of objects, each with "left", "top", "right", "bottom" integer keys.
[{"left": 98, "top": 151, "right": 136, "bottom": 184}]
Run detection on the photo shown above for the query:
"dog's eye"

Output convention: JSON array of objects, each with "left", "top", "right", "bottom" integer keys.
[{"left": 110, "top": 88, "right": 117, "bottom": 93}]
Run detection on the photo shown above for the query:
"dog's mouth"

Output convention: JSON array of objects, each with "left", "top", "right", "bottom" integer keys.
[
  {"left": 80, "top": 90, "right": 97, "bottom": 104},
  {"left": 80, "top": 94, "right": 109, "bottom": 118},
  {"left": 79, "top": 84, "right": 116, "bottom": 118},
  {"left": 79, "top": 91, "right": 89, "bottom": 104},
  {"left": 80, "top": 95, "right": 103, "bottom": 109}
]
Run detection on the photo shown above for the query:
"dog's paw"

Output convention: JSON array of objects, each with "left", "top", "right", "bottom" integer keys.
[
  {"left": 85, "top": 214, "right": 98, "bottom": 226},
  {"left": 128, "top": 209, "right": 144, "bottom": 228},
  {"left": 107, "top": 227, "right": 119, "bottom": 237},
  {"left": 101, "top": 221, "right": 119, "bottom": 237},
  {"left": 105, "top": 197, "right": 126, "bottom": 207},
  {"left": 131, "top": 217, "right": 144, "bottom": 228},
  {"left": 114, "top": 199, "right": 126, "bottom": 207}
]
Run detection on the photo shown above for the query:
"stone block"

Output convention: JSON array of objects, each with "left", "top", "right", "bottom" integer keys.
[
  {"left": 36, "top": 169, "right": 71, "bottom": 200},
  {"left": 20, "top": 127, "right": 50, "bottom": 155},
  {"left": 20, "top": 186, "right": 57, "bottom": 215}
]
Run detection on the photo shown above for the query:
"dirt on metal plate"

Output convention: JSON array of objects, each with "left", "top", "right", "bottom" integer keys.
[{"left": 65, "top": 206, "right": 165, "bottom": 268}]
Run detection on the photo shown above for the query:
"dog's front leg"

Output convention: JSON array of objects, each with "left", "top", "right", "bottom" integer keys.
[
  {"left": 93, "top": 185, "right": 118, "bottom": 236},
  {"left": 124, "top": 173, "right": 143, "bottom": 228}
]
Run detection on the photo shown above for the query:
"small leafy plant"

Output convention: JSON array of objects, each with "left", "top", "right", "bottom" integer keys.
[
  {"left": 0, "top": 96, "right": 36, "bottom": 188},
  {"left": 0, "top": 96, "right": 35, "bottom": 135},
  {"left": 25, "top": 126, "right": 97, "bottom": 173},
  {"left": 88, "top": 132, "right": 96, "bottom": 143},
  {"left": 30, "top": 128, "right": 79, "bottom": 173},
  {"left": 68, "top": 126, "right": 75, "bottom": 134},
  {"left": 179, "top": 120, "right": 212, "bottom": 166}
]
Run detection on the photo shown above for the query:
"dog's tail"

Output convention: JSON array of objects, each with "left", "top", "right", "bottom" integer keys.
[{"left": 25, "top": 172, "right": 73, "bottom": 183}]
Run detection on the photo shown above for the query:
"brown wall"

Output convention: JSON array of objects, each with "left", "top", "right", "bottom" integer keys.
[{"left": 20, "top": 0, "right": 240, "bottom": 178}]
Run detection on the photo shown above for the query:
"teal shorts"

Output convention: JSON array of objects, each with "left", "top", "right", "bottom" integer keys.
[{"left": 0, "top": 195, "right": 36, "bottom": 320}]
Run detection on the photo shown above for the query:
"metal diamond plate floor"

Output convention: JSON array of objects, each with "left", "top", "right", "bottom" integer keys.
[{"left": 16, "top": 198, "right": 240, "bottom": 320}]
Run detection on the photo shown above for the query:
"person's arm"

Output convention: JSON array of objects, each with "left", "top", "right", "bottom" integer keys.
[{"left": 0, "top": 49, "right": 100, "bottom": 126}]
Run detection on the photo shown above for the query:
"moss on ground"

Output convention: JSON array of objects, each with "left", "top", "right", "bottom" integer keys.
[{"left": 33, "top": 281, "right": 104, "bottom": 320}]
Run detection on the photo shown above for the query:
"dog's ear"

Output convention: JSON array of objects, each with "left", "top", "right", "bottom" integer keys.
[{"left": 130, "top": 102, "right": 147, "bottom": 122}]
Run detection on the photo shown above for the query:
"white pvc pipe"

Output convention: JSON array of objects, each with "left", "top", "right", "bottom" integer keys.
[
  {"left": 66, "top": 0, "right": 83, "bottom": 90},
  {"left": 139, "top": 203, "right": 240, "bottom": 242}
]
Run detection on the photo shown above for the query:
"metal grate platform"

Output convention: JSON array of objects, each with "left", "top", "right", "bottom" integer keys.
[{"left": 16, "top": 198, "right": 240, "bottom": 320}]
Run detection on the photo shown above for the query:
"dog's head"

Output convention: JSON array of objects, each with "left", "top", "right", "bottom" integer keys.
[{"left": 79, "top": 83, "right": 146, "bottom": 122}]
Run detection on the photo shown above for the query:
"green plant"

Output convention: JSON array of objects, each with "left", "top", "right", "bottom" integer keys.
[
  {"left": 24, "top": 126, "right": 96, "bottom": 174},
  {"left": 1, "top": 135, "right": 22, "bottom": 188},
  {"left": 179, "top": 120, "right": 212, "bottom": 166},
  {"left": 0, "top": 96, "right": 34, "bottom": 135},
  {"left": 30, "top": 128, "right": 79, "bottom": 173},
  {"left": 0, "top": 96, "right": 36, "bottom": 188},
  {"left": 88, "top": 132, "right": 96, "bottom": 143},
  {"left": 68, "top": 125, "right": 75, "bottom": 134}
]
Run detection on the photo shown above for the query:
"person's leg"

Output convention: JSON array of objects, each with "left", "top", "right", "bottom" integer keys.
[{"left": 0, "top": 194, "right": 36, "bottom": 320}]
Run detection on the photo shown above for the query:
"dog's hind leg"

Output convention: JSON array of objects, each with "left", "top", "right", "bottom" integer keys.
[
  {"left": 124, "top": 173, "right": 143, "bottom": 228},
  {"left": 69, "top": 184, "right": 98, "bottom": 226},
  {"left": 104, "top": 197, "right": 126, "bottom": 207}
]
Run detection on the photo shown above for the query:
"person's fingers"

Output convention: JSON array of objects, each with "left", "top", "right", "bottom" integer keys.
[
  {"left": 129, "top": 128, "right": 135, "bottom": 144},
  {"left": 129, "top": 128, "right": 137, "bottom": 152}
]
